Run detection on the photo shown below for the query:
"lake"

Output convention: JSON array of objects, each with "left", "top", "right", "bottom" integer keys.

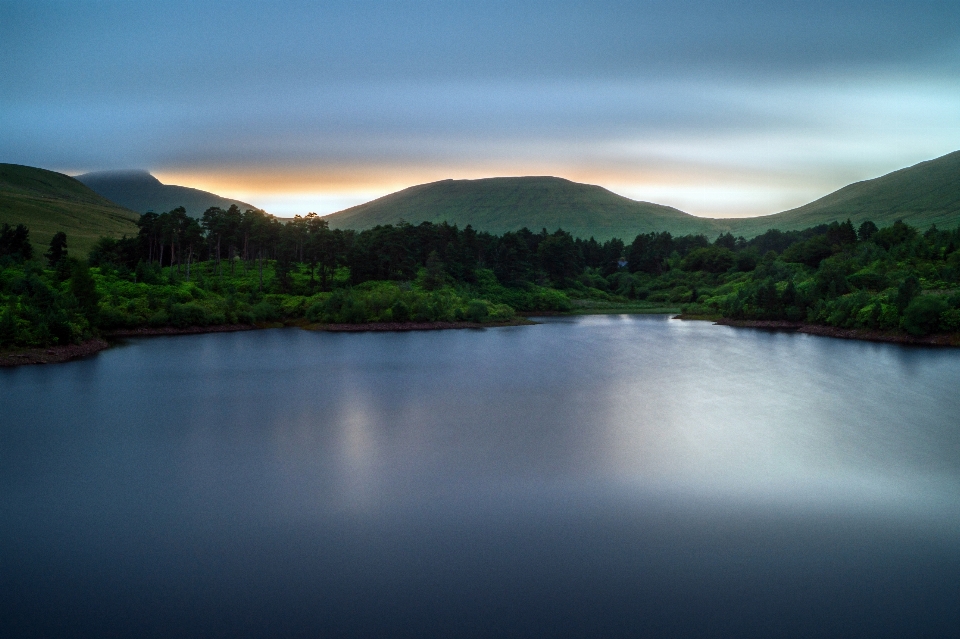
[{"left": 2, "top": 315, "right": 960, "bottom": 638}]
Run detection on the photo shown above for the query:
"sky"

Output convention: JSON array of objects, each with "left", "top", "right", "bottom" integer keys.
[{"left": 2, "top": 0, "right": 960, "bottom": 218}]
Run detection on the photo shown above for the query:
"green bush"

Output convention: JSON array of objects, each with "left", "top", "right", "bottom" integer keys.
[
  {"left": 466, "top": 300, "right": 488, "bottom": 322},
  {"left": 170, "top": 302, "right": 210, "bottom": 328},
  {"left": 901, "top": 295, "right": 949, "bottom": 336},
  {"left": 251, "top": 300, "right": 281, "bottom": 322},
  {"left": 390, "top": 300, "right": 410, "bottom": 322},
  {"left": 529, "top": 289, "right": 572, "bottom": 312},
  {"left": 148, "top": 311, "right": 169, "bottom": 327},
  {"left": 487, "top": 303, "right": 515, "bottom": 321},
  {"left": 98, "top": 305, "right": 134, "bottom": 330},
  {"left": 340, "top": 298, "right": 369, "bottom": 323},
  {"left": 681, "top": 247, "right": 735, "bottom": 273},
  {"left": 940, "top": 309, "right": 960, "bottom": 332}
]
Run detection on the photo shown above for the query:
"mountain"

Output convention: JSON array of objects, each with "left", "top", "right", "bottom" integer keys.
[
  {"left": 75, "top": 170, "right": 258, "bottom": 218},
  {"left": 324, "top": 151, "right": 960, "bottom": 241},
  {"left": 324, "top": 176, "right": 726, "bottom": 241},
  {"left": 727, "top": 150, "right": 960, "bottom": 236},
  {"left": 6, "top": 150, "right": 956, "bottom": 259},
  {"left": 0, "top": 164, "right": 140, "bottom": 256}
]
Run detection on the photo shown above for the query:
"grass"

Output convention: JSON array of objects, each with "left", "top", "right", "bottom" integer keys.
[
  {"left": 325, "top": 176, "right": 729, "bottom": 241},
  {"left": 0, "top": 164, "right": 140, "bottom": 256},
  {"left": 727, "top": 150, "right": 960, "bottom": 235}
]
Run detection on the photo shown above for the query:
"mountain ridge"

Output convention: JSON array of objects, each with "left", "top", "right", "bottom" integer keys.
[
  {"left": 323, "top": 151, "right": 960, "bottom": 240},
  {"left": 726, "top": 150, "right": 960, "bottom": 235},
  {"left": 324, "top": 176, "right": 727, "bottom": 241},
  {"left": 75, "top": 170, "right": 258, "bottom": 218},
  {"left": 0, "top": 163, "right": 140, "bottom": 256},
  {"left": 3, "top": 149, "right": 958, "bottom": 257}
]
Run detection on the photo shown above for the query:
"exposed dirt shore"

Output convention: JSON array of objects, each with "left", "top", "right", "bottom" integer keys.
[
  {"left": 675, "top": 315, "right": 960, "bottom": 347},
  {"left": 0, "top": 338, "right": 111, "bottom": 367}
]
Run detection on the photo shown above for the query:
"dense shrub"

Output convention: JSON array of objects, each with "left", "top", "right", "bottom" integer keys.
[
  {"left": 681, "top": 247, "right": 735, "bottom": 273},
  {"left": 7, "top": 217, "right": 960, "bottom": 349},
  {"left": 251, "top": 300, "right": 281, "bottom": 322},
  {"left": 170, "top": 302, "right": 211, "bottom": 327},
  {"left": 901, "top": 295, "right": 949, "bottom": 336}
]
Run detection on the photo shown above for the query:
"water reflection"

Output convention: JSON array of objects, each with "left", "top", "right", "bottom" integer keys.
[{"left": 3, "top": 317, "right": 960, "bottom": 637}]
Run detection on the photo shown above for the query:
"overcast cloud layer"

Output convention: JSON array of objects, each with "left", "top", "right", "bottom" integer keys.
[{"left": 3, "top": 1, "right": 960, "bottom": 217}]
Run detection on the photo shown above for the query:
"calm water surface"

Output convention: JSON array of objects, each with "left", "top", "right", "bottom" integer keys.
[{"left": 2, "top": 315, "right": 960, "bottom": 637}]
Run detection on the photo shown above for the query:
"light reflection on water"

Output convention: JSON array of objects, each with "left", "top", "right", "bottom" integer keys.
[{"left": 2, "top": 315, "right": 960, "bottom": 637}]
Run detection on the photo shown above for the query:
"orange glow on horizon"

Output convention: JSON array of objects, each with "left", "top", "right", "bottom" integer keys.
[{"left": 152, "top": 161, "right": 834, "bottom": 219}]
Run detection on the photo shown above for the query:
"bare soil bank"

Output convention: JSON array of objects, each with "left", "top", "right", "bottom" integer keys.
[
  {"left": 0, "top": 338, "right": 111, "bottom": 367},
  {"left": 676, "top": 315, "right": 960, "bottom": 347}
]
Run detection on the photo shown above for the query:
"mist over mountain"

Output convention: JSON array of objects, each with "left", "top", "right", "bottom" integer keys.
[{"left": 75, "top": 170, "right": 258, "bottom": 218}]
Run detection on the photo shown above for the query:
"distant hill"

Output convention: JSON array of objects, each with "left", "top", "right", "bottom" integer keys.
[
  {"left": 0, "top": 164, "right": 140, "bottom": 256},
  {"left": 324, "top": 152, "right": 960, "bottom": 241},
  {"left": 727, "top": 150, "right": 960, "bottom": 236},
  {"left": 75, "top": 170, "right": 258, "bottom": 218},
  {"left": 6, "top": 150, "right": 957, "bottom": 259},
  {"left": 324, "top": 176, "right": 726, "bottom": 241}
]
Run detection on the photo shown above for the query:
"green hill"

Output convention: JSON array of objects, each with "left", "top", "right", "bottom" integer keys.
[
  {"left": 6, "top": 150, "right": 957, "bottom": 259},
  {"left": 324, "top": 176, "right": 726, "bottom": 241},
  {"left": 75, "top": 170, "right": 257, "bottom": 218},
  {"left": 728, "top": 150, "right": 960, "bottom": 236},
  {"left": 0, "top": 164, "right": 140, "bottom": 256},
  {"left": 324, "top": 152, "right": 960, "bottom": 241}
]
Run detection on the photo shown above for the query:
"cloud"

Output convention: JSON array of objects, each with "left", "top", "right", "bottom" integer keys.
[{"left": 2, "top": 1, "right": 960, "bottom": 217}]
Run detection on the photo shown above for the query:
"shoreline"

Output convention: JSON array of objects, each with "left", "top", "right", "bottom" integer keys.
[
  {"left": 0, "top": 338, "right": 111, "bottom": 367},
  {"left": 105, "top": 324, "right": 260, "bottom": 338},
  {"left": 535, "top": 307, "right": 680, "bottom": 316},
  {"left": 676, "top": 315, "right": 960, "bottom": 347},
  {"left": 1, "top": 318, "right": 536, "bottom": 368},
  {"left": 303, "top": 318, "right": 536, "bottom": 332},
  {"left": 6, "top": 313, "right": 958, "bottom": 368}
]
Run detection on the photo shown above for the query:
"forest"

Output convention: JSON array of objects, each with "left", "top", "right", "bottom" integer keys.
[{"left": 3, "top": 203, "right": 960, "bottom": 349}]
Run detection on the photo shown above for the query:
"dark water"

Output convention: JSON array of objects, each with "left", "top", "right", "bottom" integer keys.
[{"left": 3, "top": 315, "right": 960, "bottom": 638}]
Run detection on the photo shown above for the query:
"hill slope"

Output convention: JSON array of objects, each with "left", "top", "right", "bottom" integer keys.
[
  {"left": 324, "top": 152, "right": 960, "bottom": 241},
  {"left": 75, "top": 170, "right": 257, "bottom": 218},
  {"left": 324, "top": 176, "right": 726, "bottom": 241},
  {"left": 729, "top": 150, "right": 960, "bottom": 236},
  {"left": 0, "top": 164, "right": 140, "bottom": 256}
]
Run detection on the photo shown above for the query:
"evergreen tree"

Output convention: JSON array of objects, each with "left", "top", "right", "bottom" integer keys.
[
  {"left": 69, "top": 260, "right": 100, "bottom": 326},
  {"left": 46, "top": 231, "right": 68, "bottom": 267},
  {"left": 0, "top": 223, "right": 33, "bottom": 262}
]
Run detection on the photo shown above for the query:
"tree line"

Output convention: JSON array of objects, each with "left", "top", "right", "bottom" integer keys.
[{"left": 4, "top": 207, "right": 960, "bottom": 350}]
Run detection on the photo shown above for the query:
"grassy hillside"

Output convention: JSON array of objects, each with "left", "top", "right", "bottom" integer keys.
[
  {"left": 324, "top": 152, "right": 960, "bottom": 241},
  {"left": 0, "top": 164, "right": 140, "bottom": 257},
  {"left": 728, "top": 150, "right": 960, "bottom": 236},
  {"left": 324, "top": 176, "right": 726, "bottom": 241},
  {"left": 75, "top": 170, "right": 257, "bottom": 218}
]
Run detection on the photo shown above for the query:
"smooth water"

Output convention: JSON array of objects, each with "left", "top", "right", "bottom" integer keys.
[{"left": 2, "top": 315, "right": 960, "bottom": 638}]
